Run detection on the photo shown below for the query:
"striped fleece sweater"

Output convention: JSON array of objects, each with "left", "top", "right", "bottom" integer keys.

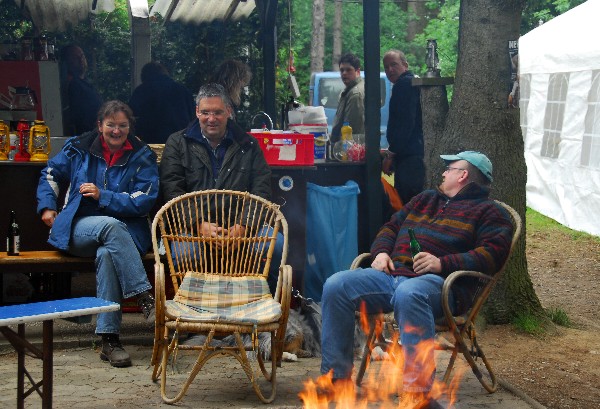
[{"left": 370, "top": 182, "right": 513, "bottom": 280}]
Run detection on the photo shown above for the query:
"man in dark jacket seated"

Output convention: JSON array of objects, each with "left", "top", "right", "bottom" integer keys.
[
  {"left": 319, "top": 151, "right": 514, "bottom": 407},
  {"left": 160, "top": 83, "right": 283, "bottom": 295}
]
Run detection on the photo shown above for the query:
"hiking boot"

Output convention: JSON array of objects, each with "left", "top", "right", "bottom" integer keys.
[
  {"left": 100, "top": 334, "right": 132, "bottom": 368},
  {"left": 136, "top": 291, "right": 155, "bottom": 322}
]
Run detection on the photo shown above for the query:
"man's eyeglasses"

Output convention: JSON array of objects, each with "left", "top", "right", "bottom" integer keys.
[
  {"left": 198, "top": 110, "right": 226, "bottom": 118},
  {"left": 445, "top": 166, "right": 466, "bottom": 173},
  {"left": 104, "top": 124, "right": 130, "bottom": 132}
]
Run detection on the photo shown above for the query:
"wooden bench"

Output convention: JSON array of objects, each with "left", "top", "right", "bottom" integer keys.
[
  {"left": 0, "top": 297, "right": 120, "bottom": 409},
  {"left": 0, "top": 251, "right": 158, "bottom": 304}
]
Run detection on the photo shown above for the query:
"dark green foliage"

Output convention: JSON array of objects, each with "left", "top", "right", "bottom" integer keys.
[
  {"left": 148, "top": 13, "right": 267, "bottom": 130},
  {"left": 288, "top": 0, "right": 410, "bottom": 104},
  {"left": 0, "top": 2, "right": 32, "bottom": 43},
  {"left": 522, "top": 0, "right": 586, "bottom": 32}
]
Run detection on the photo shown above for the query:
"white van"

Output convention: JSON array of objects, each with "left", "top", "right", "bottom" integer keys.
[{"left": 308, "top": 72, "right": 392, "bottom": 148}]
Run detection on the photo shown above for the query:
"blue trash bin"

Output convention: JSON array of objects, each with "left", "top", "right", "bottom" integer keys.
[{"left": 304, "top": 180, "right": 360, "bottom": 301}]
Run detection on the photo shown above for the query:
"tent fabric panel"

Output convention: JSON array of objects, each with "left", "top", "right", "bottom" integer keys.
[
  {"left": 526, "top": 151, "right": 600, "bottom": 236},
  {"left": 560, "top": 71, "right": 592, "bottom": 146},
  {"left": 523, "top": 67, "right": 600, "bottom": 235}
]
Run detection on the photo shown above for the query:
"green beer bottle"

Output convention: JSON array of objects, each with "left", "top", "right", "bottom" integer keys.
[{"left": 408, "top": 228, "right": 421, "bottom": 258}]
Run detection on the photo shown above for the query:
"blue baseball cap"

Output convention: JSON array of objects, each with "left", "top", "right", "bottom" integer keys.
[{"left": 440, "top": 151, "right": 493, "bottom": 182}]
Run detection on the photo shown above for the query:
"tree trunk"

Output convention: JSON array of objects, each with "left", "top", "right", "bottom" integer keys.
[
  {"left": 427, "top": 0, "right": 544, "bottom": 323},
  {"left": 331, "top": 0, "right": 342, "bottom": 71},
  {"left": 421, "top": 86, "right": 449, "bottom": 185},
  {"left": 406, "top": 0, "right": 428, "bottom": 41},
  {"left": 310, "top": 0, "right": 325, "bottom": 73}
]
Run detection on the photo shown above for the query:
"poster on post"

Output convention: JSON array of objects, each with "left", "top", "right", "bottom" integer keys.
[{"left": 508, "top": 40, "right": 519, "bottom": 108}]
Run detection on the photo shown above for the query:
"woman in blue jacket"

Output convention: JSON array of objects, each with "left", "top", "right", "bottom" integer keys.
[{"left": 36, "top": 100, "right": 159, "bottom": 368}]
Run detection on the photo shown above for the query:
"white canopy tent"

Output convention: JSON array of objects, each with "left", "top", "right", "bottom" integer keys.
[{"left": 519, "top": 0, "right": 600, "bottom": 236}]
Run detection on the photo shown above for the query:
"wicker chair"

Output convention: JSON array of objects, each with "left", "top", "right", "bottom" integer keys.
[
  {"left": 354, "top": 201, "right": 522, "bottom": 393},
  {"left": 150, "top": 190, "right": 292, "bottom": 404}
]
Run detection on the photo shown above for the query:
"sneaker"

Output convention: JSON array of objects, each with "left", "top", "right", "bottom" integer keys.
[
  {"left": 136, "top": 291, "right": 155, "bottom": 322},
  {"left": 100, "top": 334, "right": 132, "bottom": 368}
]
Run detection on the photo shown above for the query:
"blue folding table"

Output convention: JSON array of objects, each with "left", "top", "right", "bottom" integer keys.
[{"left": 0, "top": 297, "right": 120, "bottom": 409}]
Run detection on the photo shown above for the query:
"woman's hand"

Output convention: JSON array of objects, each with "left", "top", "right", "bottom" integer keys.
[
  {"left": 41, "top": 209, "right": 57, "bottom": 228},
  {"left": 79, "top": 182, "right": 100, "bottom": 201},
  {"left": 371, "top": 252, "right": 394, "bottom": 274}
]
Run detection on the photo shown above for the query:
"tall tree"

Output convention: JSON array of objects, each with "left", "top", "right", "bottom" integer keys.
[
  {"left": 425, "top": 0, "right": 545, "bottom": 323},
  {"left": 310, "top": 0, "right": 325, "bottom": 72},
  {"left": 405, "top": 0, "right": 442, "bottom": 62},
  {"left": 331, "top": 0, "right": 342, "bottom": 70}
]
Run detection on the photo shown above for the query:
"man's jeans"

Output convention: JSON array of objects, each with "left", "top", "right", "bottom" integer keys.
[
  {"left": 68, "top": 216, "right": 152, "bottom": 335},
  {"left": 170, "top": 226, "right": 284, "bottom": 296},
  {"left": 320, "top": 268, "right": 456, "bottom": 393}
]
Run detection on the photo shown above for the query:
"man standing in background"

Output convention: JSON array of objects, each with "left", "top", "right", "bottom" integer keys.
[
  {"left": 382, "top": 50, "right": 424, "bottom": 205},
  {"left": 330, "top": 53, "right": 365, "bottom": 144},
  {"left": 61, "top": 45, "right": 102, "bottom": 136},
  {"left": 129, "top": 61, "right": 195, "bottom": 144}
]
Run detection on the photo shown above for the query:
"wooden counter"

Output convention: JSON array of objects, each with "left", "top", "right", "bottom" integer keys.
[
  {"left": 0, "top": 160, "right": 368, "bottom": 303},
  {"left": 0, "top": 161, "right": 50, "bottom": 251}
]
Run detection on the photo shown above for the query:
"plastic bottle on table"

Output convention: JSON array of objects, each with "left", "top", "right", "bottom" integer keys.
[
  {"left": 334, "top": 122, "right": 353, "bottom": 161},
  {"left": 341, "top": 122, "right": 352, "bottom": 142}
]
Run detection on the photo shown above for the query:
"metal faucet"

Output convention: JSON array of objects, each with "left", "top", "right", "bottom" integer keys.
[{"left": 251, "top": 111, "right": 273, "bottom": 130}]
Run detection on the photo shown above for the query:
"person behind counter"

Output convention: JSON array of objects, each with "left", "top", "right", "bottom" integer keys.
[
  {"left": 160, "top": 83, "right": 283, "bottom": 295},
  {"left": 129, "top": 61, "right": 195, "bottom": 144},
  {"left": 209, "top": 59, "right": 252, "bottom": 118},
  {"left": 61, "top": 45, "right": 103, "bottom": 135},
  {"left": 330, "top": 53, "right": 365, "bottom": 144},
  {"left": 36, "top": 100, "right": 159, "bottom": 368},
  {"left": 382, "top": 49, "right": 424, "bottom": 206}
]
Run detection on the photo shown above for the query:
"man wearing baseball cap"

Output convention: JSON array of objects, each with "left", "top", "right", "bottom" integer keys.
[
  {"left": 439, "top": 150, "right": 494, "bottom": 183},
  {"left": 320, "top": 150, "right": 513, "bottom": 407}
]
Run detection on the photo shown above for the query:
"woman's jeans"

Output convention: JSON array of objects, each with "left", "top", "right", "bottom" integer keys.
[
  {"left": 68, "top": 216, "right": 152, "bottom": 335},
  {"left": 320, "top": 268, "right": 456, "bottom": 393}
]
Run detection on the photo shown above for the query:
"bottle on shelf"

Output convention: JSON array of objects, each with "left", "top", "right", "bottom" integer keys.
[
  {"left": 408, "top": 227, "right": 421, "bottom": 259},
  {"left": 7, "top": 210, "right": 20, "bottom": 256},
  {"left": 341, "top": 122, "right": 352, "bottom": 142},
  {"left": 333, "top": 122, "right": 353, "bottom": 161}
]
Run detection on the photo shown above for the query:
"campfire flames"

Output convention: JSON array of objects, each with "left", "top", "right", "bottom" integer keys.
[{"left": 299, "top": 303, "right": 466, "bottom": 408}]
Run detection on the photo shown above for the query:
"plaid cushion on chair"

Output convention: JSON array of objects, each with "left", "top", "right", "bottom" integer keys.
[{"left": 167, "top": 272, "right": 282, "bottom": 324}]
